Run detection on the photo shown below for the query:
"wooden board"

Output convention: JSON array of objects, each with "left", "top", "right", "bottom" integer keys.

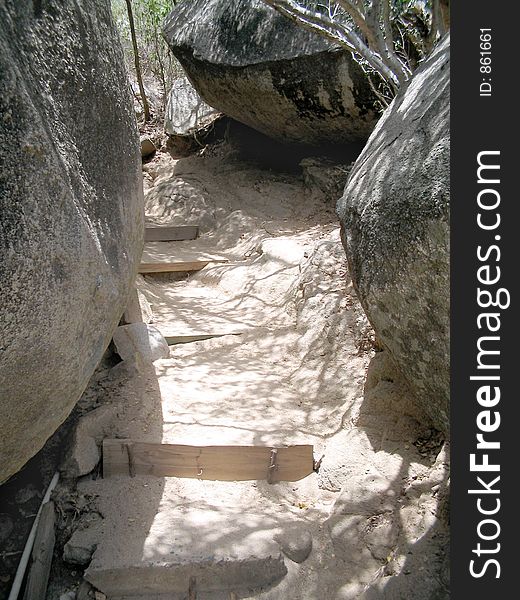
[
  {"left": 103, "top": 439, "right": 314, "bottom": 482},
  {"left": 22, "top": 501, "right": 56, "bottom": 600},
  {"left": 145, "top": 225, "right": 199, "bottom": 242},
  {"left": 164, "top": 333, "right": 242, "bottom": 345},
  {"left": 139, "top": 242, "right": 229, "bottom": 274},
  {"left": 139, "top": 260, "right": 215, "bottom": 274}
]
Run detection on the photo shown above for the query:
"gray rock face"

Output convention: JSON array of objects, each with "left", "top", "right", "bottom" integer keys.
[
  {"left": 163, "top": 0, "right": 378, "bottom": 146},
  {"left": 165, "top": 76, "right": 221, "bottom": 137},
  {"left": 337, "top": 35, "right": 450, "bottom": 433},
  {"left": 0, "top": 1, "right": 144, "bottom": 483},
  {"left": 274, "top": 528, "right": 313, "bottom": 564}
]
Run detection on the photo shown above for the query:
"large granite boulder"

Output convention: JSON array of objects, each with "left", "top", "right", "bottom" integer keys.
[
  {"left": 163, "top": 0, "right": 378, "bottom": 146},
  {"left": 165, "top": 76, "right": 221, "bottom": 137},
  {"left": 337, "top": 35, "right": 450, "bottom": 433},
  {"left": 0, "top": 0, "right": 144, "bottom": 482}
]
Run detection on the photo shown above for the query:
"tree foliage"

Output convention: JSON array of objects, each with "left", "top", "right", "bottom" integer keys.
[
  {"left": 111, "top": 0, "right": 449, "bottom": 117},
  {"left": 112, "top": 0, "right": 183, "bottom": 115}
]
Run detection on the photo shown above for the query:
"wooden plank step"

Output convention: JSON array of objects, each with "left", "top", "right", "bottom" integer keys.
[
  {"left": 139, "top": 260, "right": 220, "bottom": 274},
  {"left": 85, "top": 501, "right": 289, "bottom": 597},
  {"left": 103, "top": 439, "right": 314, "bottom": 482},
  {"left": 164, "top": 332, "right": 243, "bottom": 345},
  {"left": 145, "top": 225, "right": 199, "bottom": 242},
  {"left": 139, "top": 242, "right": 229, "bottom": 274}
]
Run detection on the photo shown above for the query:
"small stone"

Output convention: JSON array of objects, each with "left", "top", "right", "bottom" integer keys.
[
  {"left": 61, "top": 405, "right": 117, "bottom": 477},
  {"left": 274, "top": 528, "right": 313, "bottom": 564},
  {"left": 112, "top": 323, "right": 169, "bottom": 363},
  {"left": 364, "top": 519, "right": 398, "bottom": 561},
  {"left": 61, "top": 433, "right": 100, "bottom": 478},
  {"left": 140, "top": 136, "right": 156, "bottom": 158},
  {"left": 63, "top": 528, "right": 98, "bottom": 566},
  {"left": 59, "top": 592, "right": 76, "bottom": 600},
  {"left": 107, "top": 355, "right": 143, "bottom": 382},
  {"left": 165, "top": 76, "right": 221, "bottom": 136},
  {"left": 76, "top": 580, "right": 94, "bottom": 600}
]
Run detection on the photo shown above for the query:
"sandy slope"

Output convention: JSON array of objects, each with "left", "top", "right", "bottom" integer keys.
[{"left": 69, "top": 146, "right": 448, "bottom": 599}]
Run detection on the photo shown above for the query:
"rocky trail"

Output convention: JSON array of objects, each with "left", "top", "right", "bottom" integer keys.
[
  {"left": 1, "top": 2, "right": 450, "bottom": 596},
  {"left": 49, "top": 146, "right": 449, "bottom": 600}
]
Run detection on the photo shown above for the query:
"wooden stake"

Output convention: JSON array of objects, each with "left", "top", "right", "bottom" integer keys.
[
  {"left": 22, "top": 501, "right": 56, "bottom": 600},
  {"left": 188, "top": 576, "right": 197, "bottom": 600},
  {"left": 139, "top": 242, "right": 228, "bottom": 274},
  {"left": 8, "top": 473, "right": 59, "bottom": 600}
]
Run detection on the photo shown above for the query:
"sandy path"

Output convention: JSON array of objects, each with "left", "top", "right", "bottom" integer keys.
[{"left": 74, "top": 148, "right": 448, "bottom": 600}]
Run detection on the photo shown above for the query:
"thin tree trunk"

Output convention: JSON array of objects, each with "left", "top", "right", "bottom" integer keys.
[
  {"left": 125, "top": 0, "right": 150, "bottom": 122},
  {"left": 426, "top": 0, "right": 447, "bottom": 54},
  {"left": 153, "top": 28, "right": 168, "bottom": 112},
  {"left": 439, "top": 0, "right": 450, "bottom": 32}
]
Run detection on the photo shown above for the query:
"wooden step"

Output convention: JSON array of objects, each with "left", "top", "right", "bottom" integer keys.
[
  {"left": 103, "top": 439, "right": 314, "bottom": 482},
  {"left": 164, "top": 332, "right": 243, "bottom": 345},
  {"left": 144, "top": 225, "right": 199, "bottom": 242},
  {"left": 139, "top": 259, "right": 221, "bottom": 273},
  {"left": 139, "top": 242, "right": 229, "bottom": 274},
  {"left": 84, "top": 496, "right": 290, "bottom": 598}
]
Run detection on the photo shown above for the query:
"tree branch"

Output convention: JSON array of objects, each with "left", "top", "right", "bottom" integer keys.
[
  {"left": 430, "top": 0, "right": 446, "bottom": 45},
  {"left": 261, "top": 0, "right": 402, "bottom": 89},
  {"left": 376, "top": 0, "right": 412, "bottom": 82},
  {"left": 336, "top": 0, "right": 378, "bottom": 50}
]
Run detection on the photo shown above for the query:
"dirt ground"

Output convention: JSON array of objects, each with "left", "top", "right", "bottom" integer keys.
[{"left": 1, "top": 138, "right": 449, "bottom": 600}]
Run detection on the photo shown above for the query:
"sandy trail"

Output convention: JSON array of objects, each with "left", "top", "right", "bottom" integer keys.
[
  {"left": 75, "top": 148, "right": 448, "bottom": 600},
  {"left": 137, "top": 151, "right": 366, "bottom": 455}
]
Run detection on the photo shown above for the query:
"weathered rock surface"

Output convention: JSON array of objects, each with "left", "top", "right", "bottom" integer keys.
[
  {"left": 140, "top": 135, "right": 156, "bottom": 158},
  {"left": 121, "top": 280, "right": 154, "bottom": 325},
  {"left": 337, "top": 35, "right": 450, "bottom": 434},
  {"left": 163, "top": 0, "right": 378, "bottom": 146},
  {"left": 0, "top": 1, "right": 143, "bottom": 482},
  {"left": 274, "top": 527, "right": 313, "bottom": 564},
  {"left": 114, "top": 323, "right": 170, "bottom": 362},
  {"left": 112, "top": 323, "right": 170, "bottom": 363},
  {"left": 165, "top": 75, "right": 221, "bottom": 137},
  {"left": 64, "top": 513, "right": 103, "bottom": 566},
  {"left": 61, "top": 405, "right": 117, "bottom": 478}
]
